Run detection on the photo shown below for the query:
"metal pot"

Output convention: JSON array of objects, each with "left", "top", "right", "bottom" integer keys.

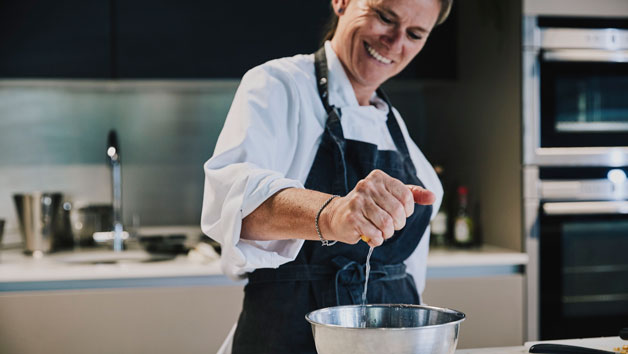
[
  {"left": 306, "top": 304, "right": 465, "bottom": 354},
  {"left": 69, "top": 204, "right": 113, "bottom": 247},
  {"left": 13, "top": 192, "right": 73, "bottom": 255}
]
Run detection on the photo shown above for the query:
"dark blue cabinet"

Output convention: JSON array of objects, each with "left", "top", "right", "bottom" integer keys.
[
  {"left": 0, "top": 0, "right": 456, "bottom": 80},
  {"left": 0, "top": 0, "right": 111, "bottom": 78},
  {"left": 114, "top": 0, "right": 331, "bottom": 78}
]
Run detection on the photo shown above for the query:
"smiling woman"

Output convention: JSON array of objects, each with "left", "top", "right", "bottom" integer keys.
[
  {"left": 327, "top": 0, "right": 453, "bottom": 105},
  {"left": 201, "top": 0, "right": 452, "bottom": 353}
]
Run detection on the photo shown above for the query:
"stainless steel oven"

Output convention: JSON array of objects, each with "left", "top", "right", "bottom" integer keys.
[
  {"left": 523, "top": 12, "right": 628, "bottom": 341},
  {"left": 525, "top": 166, "right": 628, "bottom": 340},
  {"left": 523, "top": 17, "right": 628, "bottom": 166}
]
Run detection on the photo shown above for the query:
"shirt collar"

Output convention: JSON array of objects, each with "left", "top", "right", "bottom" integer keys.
[{"left": 323, "top": 41, "right": 389, "bottom": 115}]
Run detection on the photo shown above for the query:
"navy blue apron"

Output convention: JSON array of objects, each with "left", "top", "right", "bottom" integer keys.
[{"left": 231, "top": 47, "right": 433, "bottom": 354}]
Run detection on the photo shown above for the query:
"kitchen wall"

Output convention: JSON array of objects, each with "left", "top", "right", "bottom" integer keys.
[
  {"left": 0, "top": 80, "right": 237, "bottom": 244},
  {"left": 0, "top": 80, "right": 438, "bottom": 246},
  {"left": 405, "top": 0, "right": 524, "bottom": 251}
]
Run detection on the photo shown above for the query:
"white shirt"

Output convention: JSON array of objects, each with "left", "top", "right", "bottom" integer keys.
[{"left": 202, "top": 39, "right": 442, "bottom": 297}]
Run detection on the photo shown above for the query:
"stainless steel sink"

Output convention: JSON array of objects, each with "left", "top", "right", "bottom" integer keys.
[{"left": 52, "top": 250, "right": 175, "bottom": 264}]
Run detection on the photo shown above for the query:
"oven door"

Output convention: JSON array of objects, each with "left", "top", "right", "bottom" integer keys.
[
  {"left": 539, "top": 200, "right": 628, "bottom": 340},
  {"left": 540, "top": 51, "right": 628, "bottom": 148}
]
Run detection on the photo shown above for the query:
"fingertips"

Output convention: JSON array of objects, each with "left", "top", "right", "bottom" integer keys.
[
  {"left": 409, "top": 186, "right": 436, "bottom": 205},
  {"left": 368, "top": 236, "right": 384, "bottom": 247},
  {"left": 418, "top": 190, "right": 436, "bottom": 205},
  {"left": 359, "top": 224, "right": 384, "bottom": 246}
]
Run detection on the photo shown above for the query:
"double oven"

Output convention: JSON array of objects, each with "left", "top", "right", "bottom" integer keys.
[{"left": 523, "top": 15, "right": 628, "bottom": 340}]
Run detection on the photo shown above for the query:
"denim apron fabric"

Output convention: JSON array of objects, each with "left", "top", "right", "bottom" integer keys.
[{"left": 232, "top": 47, "right": 433, "bottom": 354}]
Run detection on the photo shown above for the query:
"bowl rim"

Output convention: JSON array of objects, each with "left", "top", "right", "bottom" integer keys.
[{"left": 305, "top": 304, "right": 466, "bottom": 331}]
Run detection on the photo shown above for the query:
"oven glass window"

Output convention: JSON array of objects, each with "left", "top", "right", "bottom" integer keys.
[
  {"left": 540, "top": 60, "right": 628, "bottom": 147},
  {"left": 561, "top": 220, "right": 628, "bottom": 318},
  {"left": 555, "top": 76, "right": 628, "bottom": 132},
  {"left": 539, "top": 211, "right": 628, "bottom": 339}
]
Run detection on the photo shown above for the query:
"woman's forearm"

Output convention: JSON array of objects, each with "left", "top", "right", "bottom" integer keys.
[
  {"left": 240, "top": 170, "right": 435, "bottom": 247},
  {"left": 241, "top": 188, "right": 334, "bottom": 242}
]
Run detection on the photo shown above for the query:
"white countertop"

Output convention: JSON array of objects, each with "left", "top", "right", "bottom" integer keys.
[
  {"left": 457, "top": 336, "right": 626, "bottom": 354},
  {"left": 0, "top": 249, "right": 224, "bottom": 282},
  {"left": 0, "top": 244, "right": 527, "bottom": 289}
]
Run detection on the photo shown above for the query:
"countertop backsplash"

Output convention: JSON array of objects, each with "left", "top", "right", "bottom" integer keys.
[{"left": 0, "top": 80, "right": 239, "bottom": 244}]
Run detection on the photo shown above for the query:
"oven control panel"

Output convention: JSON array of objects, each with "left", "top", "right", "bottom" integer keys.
[{"left": 541, "top": 28, "right": 628, "bottom": 50}]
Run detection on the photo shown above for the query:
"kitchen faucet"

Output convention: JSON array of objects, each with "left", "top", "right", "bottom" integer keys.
[{"left": 106, "top": 130, "right": 124, "bottom": 252}]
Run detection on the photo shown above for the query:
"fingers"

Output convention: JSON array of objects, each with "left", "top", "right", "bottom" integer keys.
[
  {"left": 384, "top": 177, "right": 415, "bottom": 218},
  {"left": 331, "top": 170, "right": 436, "bottom": 248},
  {"left": 365, "top": 238, "right": 381, "bottom": 248},
  {"left": 362, "top": 197, "right": 395, "bottom": 239},
  {"left": 360, "top": 234, "right": 383, "bottom": 248},
  {"left": 358, "top": 171, "right": 411, "bottom": 230},
  {"left": 354, "top": 214, "right": 385, "bottom": 247},
  {"left": 407, "top": 185, "right": 436, "bottom": 205}
]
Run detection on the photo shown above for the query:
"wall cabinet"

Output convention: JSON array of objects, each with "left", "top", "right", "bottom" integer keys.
[
  {"left": 114, "top": 0, "right": 331, "bottom": 78},
  {"left": 0, "top": 0, "right": 111, "bottom": 78},
  {"left": 1, "top": 0, "right": 457, "bottom": 79}
]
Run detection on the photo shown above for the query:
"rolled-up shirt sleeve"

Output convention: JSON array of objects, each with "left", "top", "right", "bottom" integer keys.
[{"left": 201, "top": 65, "right": 305, "bottom": 280}]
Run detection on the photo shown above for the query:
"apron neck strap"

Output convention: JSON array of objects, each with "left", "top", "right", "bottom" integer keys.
[
  {"left": 377, "top": 88, "right": 413, "bottom": 162},
  {"left": 314, "top": 47, "right": 334, "bottom": 115}
]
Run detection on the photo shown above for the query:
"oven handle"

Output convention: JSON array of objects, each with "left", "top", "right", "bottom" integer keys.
[
  {"left": 543, "top": 49, "right": 628, "bottom": 63},
  {"left": 543, "top": 201, "right": 628, "bottom": 215}
]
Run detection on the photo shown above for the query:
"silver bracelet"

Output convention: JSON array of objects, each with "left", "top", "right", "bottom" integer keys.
[{"left": 315, "top": 195, "right": 339, "bottom": 246}]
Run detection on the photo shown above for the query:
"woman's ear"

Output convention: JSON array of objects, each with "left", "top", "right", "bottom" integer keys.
[{"left": 332, "top": 0, "right": 351, "bottom": 16}]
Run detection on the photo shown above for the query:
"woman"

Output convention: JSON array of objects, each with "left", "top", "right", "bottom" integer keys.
[{"left": 201, "top": 0, "right": 452, "bottom": 352}]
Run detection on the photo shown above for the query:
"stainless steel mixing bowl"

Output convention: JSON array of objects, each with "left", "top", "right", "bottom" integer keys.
[{"left": 306, "top": 304, "right": 465, "bottom": 354}]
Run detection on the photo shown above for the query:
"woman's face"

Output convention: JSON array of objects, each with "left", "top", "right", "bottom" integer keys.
[{"left": 331, "top": 0, "right": 441, "bottom": 91}]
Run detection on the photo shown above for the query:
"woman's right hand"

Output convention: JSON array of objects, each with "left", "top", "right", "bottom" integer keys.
[{"left": 320, "top": 169, "right": 436, "bottom": 248}]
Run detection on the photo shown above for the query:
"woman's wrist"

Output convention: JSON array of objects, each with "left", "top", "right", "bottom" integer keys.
[{"left": 318, "top": 195, "right": 339, "bottom": 244}]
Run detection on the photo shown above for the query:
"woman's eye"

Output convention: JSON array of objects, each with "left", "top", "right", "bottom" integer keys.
[
  {"left": 408, "top": 32, "right": 422, "bottom": 40},
  {"left": 376, "top": 10, "right": 393, "bottom": 24}
]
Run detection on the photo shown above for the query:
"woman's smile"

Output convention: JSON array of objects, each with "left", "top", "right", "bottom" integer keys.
[{"left": 364, "top": 41, "right": 393, "bottom": 65}]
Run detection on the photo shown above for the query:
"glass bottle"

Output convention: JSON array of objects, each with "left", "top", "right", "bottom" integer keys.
[
  {"left": 430, "top": 166, "right": 448, "bottom": 248},
  {"left": 453, "top": 186, "right": 474, "bottom": 248}
]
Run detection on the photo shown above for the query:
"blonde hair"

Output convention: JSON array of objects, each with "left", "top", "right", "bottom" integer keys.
[{"left": 322, "top": 0, "right": 453, "bottom": 43}]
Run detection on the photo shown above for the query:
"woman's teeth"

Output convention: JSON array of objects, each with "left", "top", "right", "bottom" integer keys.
[{"left": 365, "top": 43, "right": 392, "bottom": 64}]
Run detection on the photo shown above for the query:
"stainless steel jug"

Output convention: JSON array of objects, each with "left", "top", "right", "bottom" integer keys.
[{"left": 13, "top": 192, "right": 72, "bottom": 255}]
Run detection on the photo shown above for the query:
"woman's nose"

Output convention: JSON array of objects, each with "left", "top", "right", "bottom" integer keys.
[{"left": 381, "top": 28, "right": 403, "bottom": 53}]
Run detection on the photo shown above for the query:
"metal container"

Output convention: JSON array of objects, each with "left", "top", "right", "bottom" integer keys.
[
  {"left": 13, "top": 192, "right": 72, "bottom": 255},
  {"left": 306, "top": 304, "right": 465, "bottom": 354},
  {"left": 69, "top": 204, "right": 113, "bottom": 247}
]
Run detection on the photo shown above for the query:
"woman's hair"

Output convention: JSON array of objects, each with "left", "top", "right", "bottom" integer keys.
[{"left": 322, "top": 0, "right": 453, "bottom": 43}]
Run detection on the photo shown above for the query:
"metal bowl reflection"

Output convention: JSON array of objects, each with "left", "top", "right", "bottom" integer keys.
[{"left": 306, "top": 304, "right": 465, "bottom": 354}]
